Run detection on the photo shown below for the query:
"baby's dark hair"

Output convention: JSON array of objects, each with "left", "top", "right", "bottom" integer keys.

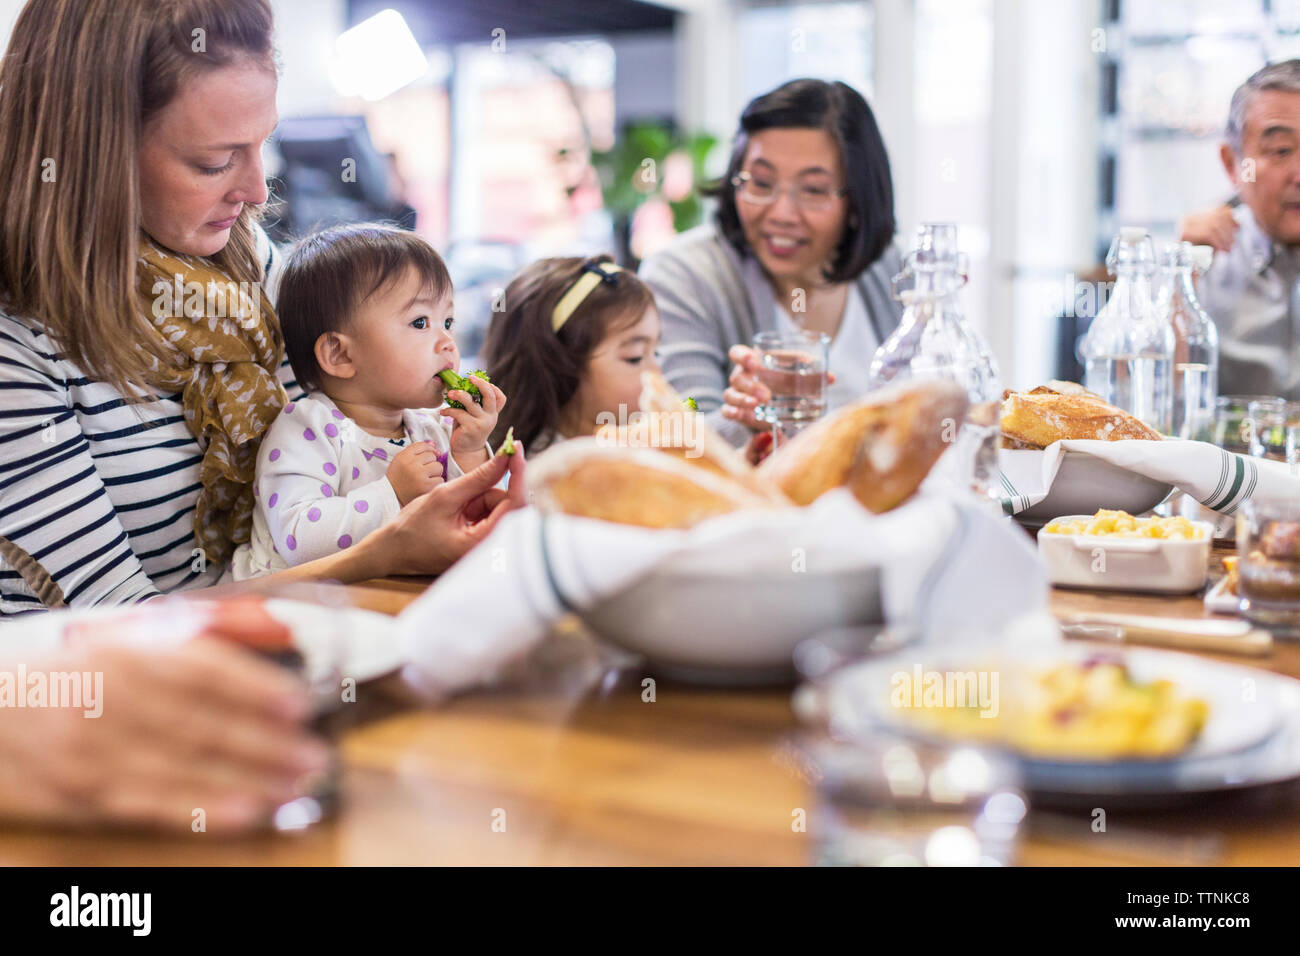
[
  {"left": 480, "top": 255, "right": 654, "bottom": 449},
  {"left": 277, "top": 222, "right": 452, "bottom": 393}
]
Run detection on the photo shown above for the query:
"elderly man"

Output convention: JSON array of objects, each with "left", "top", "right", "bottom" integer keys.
[{"left": 1180, "top": 60, "right": 1300, "bottom": 400}]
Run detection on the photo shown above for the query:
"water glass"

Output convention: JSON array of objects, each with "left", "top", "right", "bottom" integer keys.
[
  {"left": 752, "top": 329, "right": 830, "bottom": 441},
  {"left": 1247, "top": 399, "right": 1300, "bottom": 463},
  {"left": 1210, "top": 395, "right": 1279, "bottom": 455},
  {"left": 807, "top": 734, "right": 1026, "bottom": 867},
  {"left": 1236, "top": 497, "right": 1300, "bottom": 638}
]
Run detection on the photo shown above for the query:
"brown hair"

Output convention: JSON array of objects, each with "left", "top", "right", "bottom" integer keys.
[
  {"left": 481, "top": 255, "right": 655, "bottom": 450},
  {"left": 277, "top": 222, "right": 452, "bottom": 394},
  {"left": 0, "top": 0, "right": 276, "bottom": 397}
]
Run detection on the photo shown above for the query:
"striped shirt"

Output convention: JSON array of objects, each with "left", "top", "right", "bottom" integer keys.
[{"left": 0, "top": 226, "right": 302, "bottom": 616}]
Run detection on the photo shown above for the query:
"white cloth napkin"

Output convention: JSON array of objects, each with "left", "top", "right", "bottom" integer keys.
[
  {"left": 397, "top": 490, "right": 1050, "bottom": 694},
  {"left": 998, "top": 439, "right": 1300, "bottom": 516}
]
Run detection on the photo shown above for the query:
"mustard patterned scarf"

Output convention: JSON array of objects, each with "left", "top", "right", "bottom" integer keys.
[{"left": 136, "top": 237, "right": 287, "bottom": 568}]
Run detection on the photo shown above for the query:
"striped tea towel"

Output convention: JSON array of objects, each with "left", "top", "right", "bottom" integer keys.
[{"left": 998, "top": 438, "right": 1300, "bottom": 517}]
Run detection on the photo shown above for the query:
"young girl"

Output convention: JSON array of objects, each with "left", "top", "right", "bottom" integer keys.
[
  {"left": 231, "top": 223, "right": 507, "bottom": 579},
  {"left": 481, "top": 255, "right": 659, "bottom": 454}
]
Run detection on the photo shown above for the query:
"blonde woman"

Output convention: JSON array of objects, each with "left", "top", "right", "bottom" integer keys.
[
  {"left": 0, "top": 0, "right": 523, "bottom": 830},
  {"left": 0, "top": 0, "right": 525, "bottom": 616}
]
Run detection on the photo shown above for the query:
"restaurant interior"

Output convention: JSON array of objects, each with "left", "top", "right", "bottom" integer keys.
[{"left": 1, "top": 0, "right": 1300, "bottom": 891}]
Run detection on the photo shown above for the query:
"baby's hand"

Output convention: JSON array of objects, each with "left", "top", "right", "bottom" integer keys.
[
  {"left": 386, "top": 441, "right": 446, "bottom": 506},
  {"left": 444, "top": 374, "right": 507, "bottom": 457}
]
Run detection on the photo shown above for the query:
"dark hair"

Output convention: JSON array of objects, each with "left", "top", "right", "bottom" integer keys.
[
  {"left": 277, "top": 222, "right": 452, "bottom": 394},
  {"left": 706, "top": 78, "right": 895, "bottom": 283},
  {"left": 481, "top": 255, "right": 655, "bottom": 450}
]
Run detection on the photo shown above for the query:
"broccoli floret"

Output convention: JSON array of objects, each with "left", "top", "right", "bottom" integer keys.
[
  {"left": 497, "top": 426, "right": 516, "bottom": 456},
  {"left": 682, "top": 396, "right": 699, "bottom": 411},
  {"left": 438, "top": 369, "right": 491, "bottom": 410}
]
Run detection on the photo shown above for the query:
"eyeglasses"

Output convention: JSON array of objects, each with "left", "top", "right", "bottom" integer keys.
[{"left": 730, "top": 170, "right": 848, "bottom": 211}]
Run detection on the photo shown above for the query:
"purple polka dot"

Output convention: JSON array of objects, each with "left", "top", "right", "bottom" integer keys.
[
  {"left": 332, "top": 409, "right": 345, "bottom": 420},
  {"left": 352, "top": 467, "right": 360, "bottom": 479},
  {"left": 323, "top": 462, "right": 337, "bottom": 476},
  {"left": 268, "top": 493, "right": 278, "bottom": 508},
  {"left": 372, "top": 448, "right": 388, "bottom": 461},
  {"left": 307, "top": 507, "right": 321, "bottom": 522},
  {"left": 303, "top": 428, "right": 316, "bottom": 441},
  {"left": 320, "top": 484, "right": 333, "bottom": 498},
  {"left": 253, "top": 486, "right": 259, "bottom": 498},
  {"left": 354, "top": 500, "right": 369, "bottom": 514},
  {"left": 338, "top": 534, "right": 352, "bottom": 549},
  {"left": 268, "top": 448, "right": 281, "bottom": 462},
  {"left": 284, "top": 402, "right": 295, "bottom": 414},
  {"left": 324, "top": 423, "right": 339, "bottom": 438},
  {"left": 286, "top": 534, "right": 297, "bottom": 551}
]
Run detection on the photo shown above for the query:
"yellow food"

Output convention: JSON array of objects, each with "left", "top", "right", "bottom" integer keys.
[
  {"left": 900, "top": 660, "right": 1209, "bottom": 760},
  {"left": 1043, "top": 509, "right": 1204, "bottom": 540}
]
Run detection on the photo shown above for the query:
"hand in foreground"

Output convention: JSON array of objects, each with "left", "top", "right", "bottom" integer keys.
[
  {"left": 0, "top": 635, "right": 325, "bottom": 833},
  {"left": 382, "top": 440, "right": 528, "bottom": 576}
]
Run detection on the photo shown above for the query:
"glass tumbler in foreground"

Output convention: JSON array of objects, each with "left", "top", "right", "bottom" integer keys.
[
  {"left": 1237, "top": 497, "right": 1300, "bottom": 638},
  {"left": 752, "top": 329, "right": 830, "bottom": 442},
  {"left": 808, "top": 735, "right": 1026, "bottom": 867}
]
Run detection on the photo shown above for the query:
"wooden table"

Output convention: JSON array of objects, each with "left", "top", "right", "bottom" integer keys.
[{"left": 4, "top": 551, "right": 1300, "bottom": 866}]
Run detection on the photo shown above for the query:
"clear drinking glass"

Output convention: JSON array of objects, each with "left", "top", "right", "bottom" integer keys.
[
  {"left": 1246, "top": 399, "right": 1298, "bottom": 462},
  {"left": 1211, "top": 395, "right": 1280, "bottom": 455},
  {"left": 807, "top": 735, "right": 1026, "bottom": 867},
  {"left": 752, "top": 329, "right": 830, "bottom": 442},
  {"left": 1236, "top": 497, "right": 1300, "bottom": 637}
]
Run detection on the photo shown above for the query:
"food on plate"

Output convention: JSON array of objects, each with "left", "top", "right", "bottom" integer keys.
[
  {"left": 1043, "top": 509, "right": 1205, "bottom": 540},
  {"left": 757, "top": 379, "right": 969, "bottom": 512},
  {"left": 438, "top": 368, "right": 491, "bottom": 409},
  {"left": 1261, "top": 520, "right": 1300, "bottom": 561},
  {"left": 1000, "top": 382, "right": 1163, "bottom": 449},
  {"left": 899, "top": 657, "right": 1210, "bottom": 759}
]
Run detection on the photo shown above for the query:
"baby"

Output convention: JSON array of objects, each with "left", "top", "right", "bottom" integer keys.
[{"left": 231, "top": 223, "right": 506, "bottom": 579}]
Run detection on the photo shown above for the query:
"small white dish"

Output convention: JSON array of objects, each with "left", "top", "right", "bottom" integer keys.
[
  {"left": 1203, "top": 575, "right": 1243, "bottom": 616},
  {"left": 1037, "top": 516, "right": 1216, "bottom": 593}
]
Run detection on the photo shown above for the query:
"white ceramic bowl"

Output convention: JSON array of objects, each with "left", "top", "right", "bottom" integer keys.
[
  {"left": 581, "top": 565, "right": 882, "bottom": 685},
  {"left": 1004, "top": 449, "right": 1175, "bottom": 524},
  {"left": 1037, "top": 516, "right": 1216, "bottom": 593}
]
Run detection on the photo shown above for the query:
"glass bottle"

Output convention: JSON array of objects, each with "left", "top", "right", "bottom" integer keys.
[
  {"left": 867, "top": 223, "right": 1002, "bottom": 502},
  {"left": 1154, "top": 241, "right": 1219, "bottom": 441},
  {"left": 1079, "top": 227, "right": 1174, "bottom": 434}
]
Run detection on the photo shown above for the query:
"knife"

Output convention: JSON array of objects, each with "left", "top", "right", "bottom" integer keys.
[{"left": 1058, "top": 612, "right": 1273, "bottom": 656}]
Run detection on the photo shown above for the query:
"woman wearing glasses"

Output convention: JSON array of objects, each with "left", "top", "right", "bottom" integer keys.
[{"left": 639, "top": 78, "right": 902, "bottom": 453}]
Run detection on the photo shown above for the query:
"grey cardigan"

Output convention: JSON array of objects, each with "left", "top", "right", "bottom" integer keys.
[{"left": 638, "top": 221, "right": 904, "bottom": 445}]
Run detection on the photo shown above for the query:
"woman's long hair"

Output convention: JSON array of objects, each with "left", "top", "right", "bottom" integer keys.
[{"left": 0, "top": 0, "right": 276, "bottom": 398}]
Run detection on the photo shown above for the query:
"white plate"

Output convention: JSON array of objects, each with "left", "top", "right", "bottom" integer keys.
[
  {"left": 1204, "top": 576, "right": 1243, "bottom": 616},
  {"left": 821, "top": 643, "right": 1295, "bottom": 799},
  {"left": 0, "top": 599, "right": 404, "bottom": 685},
  {"left": 1003, "top": 448, "right": 1174, "bottom": 524}
]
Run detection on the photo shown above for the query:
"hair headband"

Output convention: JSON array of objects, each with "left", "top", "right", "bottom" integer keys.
[{"left": 551, "top": 261, "right": 623, "bottom": 332}]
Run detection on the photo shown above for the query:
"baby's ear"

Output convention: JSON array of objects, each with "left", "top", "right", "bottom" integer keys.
[{"left": 315, "top": 331, "right": 355, "bottom": 380}]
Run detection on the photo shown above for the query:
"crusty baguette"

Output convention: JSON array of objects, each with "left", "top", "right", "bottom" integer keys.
[
  {"left": 594, "top": 370, "right": 791, "bottom": 506},
  {"left": 530, "top": 440, "right": 785, "bottom": 529},
  {"left": 757, "top": 380, "right": 970, "bottom": 513},
  {"left": 1001, "top": 385, "right": 1163, "bottom": 448}
]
